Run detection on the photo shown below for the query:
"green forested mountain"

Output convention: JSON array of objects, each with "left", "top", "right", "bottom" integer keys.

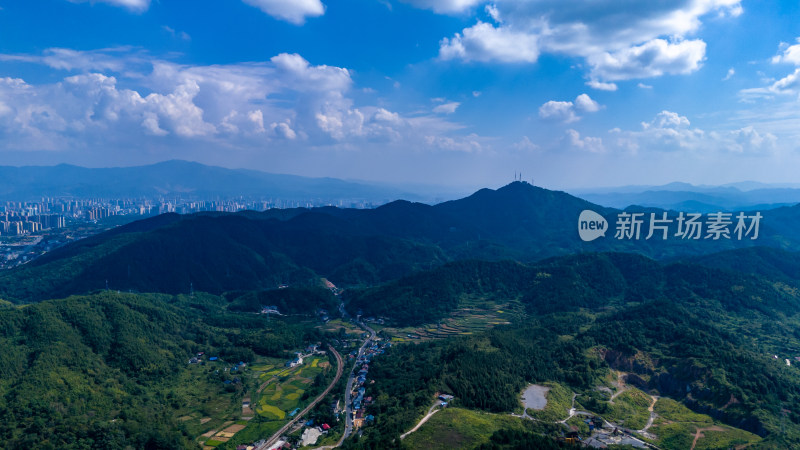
[
  {"left": 685, "top": 246, "right": 800, "bottom": 284},
  {"left": 346, "top": 253, "right": 800, "bottom": 448},
  {"left": 348, "top": 251, "right": 800, "bottom": 325},
  {"left": 0, "top": 292, "right": 324, "bottom": 448},
  {"left": 3, "top": 182, "right": 800, "bottom": 304},
  {"left": 3, "top": 183, "right": 800, "bottom": 449}
]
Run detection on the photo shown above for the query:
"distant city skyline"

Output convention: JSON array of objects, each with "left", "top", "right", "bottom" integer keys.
[{"left": 1, "top": 1, "right": 800, "bottom": 189}]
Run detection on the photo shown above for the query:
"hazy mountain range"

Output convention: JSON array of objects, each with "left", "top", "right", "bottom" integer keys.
[
  {"left": 571, "top": 181, "right": 800, "bottom": 212},
  {"left": 3, "top": 161, "right": 799, "bottom": 212},
  {"left": 3, "top": 181, "right": 800, "bottom": 303},
  {"left": 0, "top": 160, "right": 466, "bottom": 204}
]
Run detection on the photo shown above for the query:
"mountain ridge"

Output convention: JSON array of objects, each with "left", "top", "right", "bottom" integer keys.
[
  {"left": 0, "top": 160, "right": 461, "bottom": 203},
  {"left": 3, "top": 181, "right": 800, "bottom": 303}
]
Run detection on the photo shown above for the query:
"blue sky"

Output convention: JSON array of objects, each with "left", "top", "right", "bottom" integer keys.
[{"left": 1, "top": 0, "right": 800, "bottom": 189}]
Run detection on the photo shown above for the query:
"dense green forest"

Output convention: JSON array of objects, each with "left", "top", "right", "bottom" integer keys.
[
  {"left": 3, "top": 184, "right": 800, "bottom": 448},
  {"left": 348, "top": 252, "right": 800, "bottom": 325},
  {"left": 224, "top": 286, "right": 339, "bottom": 314},
  {"left": 0, "top": 292, "right": 326, "bottom": 448},
  {"left": 4, "top": 182, "right": 800, "bottom": 303},
  {"left": 343, "top": 253, "right": 800, "bottom": 448}
]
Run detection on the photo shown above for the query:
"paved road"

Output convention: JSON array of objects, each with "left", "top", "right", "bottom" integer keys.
[
  {"left": 257, "top": 345, "right": 344, "bottom": 450},
  {"left": 341, "top": 321, "right": 376, "bottom": 442}
]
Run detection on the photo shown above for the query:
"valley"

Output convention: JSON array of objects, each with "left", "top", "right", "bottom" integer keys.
[{"left": 2, "top": 183, "right": 800, "bottom": 449}]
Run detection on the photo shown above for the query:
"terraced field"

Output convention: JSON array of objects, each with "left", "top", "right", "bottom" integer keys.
[
  {"left": 253, "top": 357, "right": 326, "bottom": 421},
  {"left": 385, "top": 303, "right": 514, "bottom": 342}
]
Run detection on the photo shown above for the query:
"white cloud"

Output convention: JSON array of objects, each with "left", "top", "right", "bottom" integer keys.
[
  {"left": 609, "top": 110, "right": 776, "bottom": 155},
  {"left": 433, "top": 0, "right": 737, "bottom": 82},
  {"left": 271, "top": 120, "right": 297, "bottom": 139},
  {"left": 770, "top": 68, "right": 800, "bottom": 93},
  {"left": 647, "top": 110, "right": 691, "bottom": 129},
  {"left": 0, "top": 47, "right": 137, "bottom": 73},
  {"left": 433, "top": 101, "right": 460, "bottom": 114},
  {"left": 741, "top": 39, "right": 800, "bottom": 98},
  {"left": 574, "top": 93, "right": 600, "bottom": 112},
  {"left": 637, "top": 83, "right": 653, "bottom": 89},
  {"left": 772, "top": 38, "right": 800, "bottom": 65},
  {"left": 67, "top": 0, "right": 150, "bottom": 12},
  {"left": 270, "top": 53, "right": 351, "bottom": 92},
  {"left": 587, "top": 39, "right": 706, "bottom": 81},
  {"left": 539, "top": 101, "right": 578, "bottom": 123},
  {"left": 539, "top": 93, "right": 601, "bottom": 123},
  {"left": 727, "top": 126, "right": 776, "bottom": 153},
  {"left": 401, "top": 0, "right": 483, "bottom": 14},
  {"left": 512, "top": 136, "right": 538, "bottom": 151},
  {"left": 485, "top": 4, "right": 501, "bottom": 22},
  {"left": 163, "top": 26, "right": 191, "bottom": 41},
  {"left": 0, "top": 48, "right": 486, "bottom": 157},
  {"left": 248, "top": 110, "right": 266, "bottom": 133},
  {"left": 423, "top": 133, "right": 483, "bottom": 152},
  {"left": 566, "top": 129, "right": 604, "bottom": 153},
  {"left": 723, "top": 67, "right": 735, "bottom": 81},
  {"left": 241, "top": 0, "right": 325, "bottom": 25},
  {"left": 741, "top": 68, "right": 800, "bottom": 98},
  {"left": 68, "top": 0, "right": 326, "bottom": 24},
  {"left": 439, "top": 22, "right": 538, "bottom": 63},
  {"left": 585, "top": 80, "right": 618, "bottom": 91}
]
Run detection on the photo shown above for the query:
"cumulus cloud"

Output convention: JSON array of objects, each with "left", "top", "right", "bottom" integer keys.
[
  {"left": 772, "top": 38, "right": 800, "bottom": 65},
  {"left": 586, "top": 80, "right": 618, "bottom": 91},
  {"left": 726, "top": 126, "right": 777, "bottom": 153},
  {"left": 609, "top": 110, "right": 776, "bottom": 154},
  {"left": 241, "top": 0, "right": 325, "bottom": 24},
  {"left": 539, "top": 93, "right": 601, "bottom": 123},
  {"left": 587, "top": 39, "right": 707, "bottom": 81},
  {"left": 565, "top": 129, "right": 604, "bottom": 153},
  {"left": 646, "top": 110, "right": 691, "bottom": 129},
  {"left": 574, "top": 93, "right": 600, "bottom": 112},
  {"left": 0, "top": 48, "right": 484, "bottom": 156},
  {"left": 271, "top": 120, "right": 297, "bottom": 139},
  {"left": 439, "top": 22, "right": 538, "bottom": 63},
  {"left": 432, "top": 0, "right": 738, "bottom": 83},
  {"left": 539, "top": 101, "right": 578, "bottom": 123}
]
